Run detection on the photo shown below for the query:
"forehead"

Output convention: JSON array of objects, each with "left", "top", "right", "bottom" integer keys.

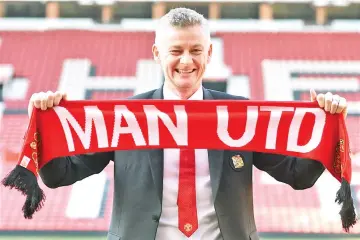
[{"left": 158, "top": 25, "right": 209, "bottom": 48}]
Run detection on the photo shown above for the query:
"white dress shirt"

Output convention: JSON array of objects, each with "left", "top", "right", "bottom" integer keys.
[{"left": 155, "top": 86, "right": 222, "bottom": 240}]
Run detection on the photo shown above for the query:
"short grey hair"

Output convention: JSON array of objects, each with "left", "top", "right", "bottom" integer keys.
[
  {"left": 160, "top": 7, "right": 207, "bottom": 28},
  {"left": 155, "top": 7, "right": 210, "bottom": 44}
]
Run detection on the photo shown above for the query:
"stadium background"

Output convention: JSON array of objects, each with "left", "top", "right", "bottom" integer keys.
[{"left": 0, "top": 0, "right": 360, "bottom": 239}]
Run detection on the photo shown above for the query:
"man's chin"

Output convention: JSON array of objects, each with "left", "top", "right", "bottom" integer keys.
[
  {"left": 174, "top": 77, "right": 198, "bottom": 86},
  {"left": 165, "top": 76, "right": 201, "bottom": 91},
  {"left": 175, "top": 82, "right": 197, "bottom": 90}
]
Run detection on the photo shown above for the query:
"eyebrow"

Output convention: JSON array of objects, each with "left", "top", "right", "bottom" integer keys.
[
  {"left": 169, "top": 44, "right": 204, "bottom": 49},
  {"left": 192, "top": 44, "right": 204, "bottom": 48},
  {"left": 170, "top": 46, "right": 182, "bottom": 49}
]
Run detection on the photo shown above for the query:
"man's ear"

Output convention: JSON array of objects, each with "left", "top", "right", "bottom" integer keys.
[
  {"left": 152, "top": 44, "right": 160, "bottom": 63},
  {"left": 207, "top": 43, "right": 213, "bottom": 64}
]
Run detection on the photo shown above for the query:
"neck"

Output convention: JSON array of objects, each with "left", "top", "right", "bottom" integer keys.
[{"left": 164, "top": 81, "right": 201, "bottom": 100}]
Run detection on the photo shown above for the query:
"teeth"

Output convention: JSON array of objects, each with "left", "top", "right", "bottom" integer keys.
[{"left": 178, "top": 70, "right": 193, "bottom": 73}]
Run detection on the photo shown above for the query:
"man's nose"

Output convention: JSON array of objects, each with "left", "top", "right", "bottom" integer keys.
[{"left": 180, "top": 52, "right": 193, "bottom": 64}]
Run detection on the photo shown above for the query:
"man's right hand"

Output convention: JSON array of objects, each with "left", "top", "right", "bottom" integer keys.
[{"left": 28, "top": 91, "right": 67, "bottom": 118}]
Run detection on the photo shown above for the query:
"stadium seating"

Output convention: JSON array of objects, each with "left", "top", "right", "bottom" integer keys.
[
  {"left": 0, "top": 31, "right": 155, "bottom": 109},
  {"left": 0, "top": 30, "right": 359, "bottom": 234}
]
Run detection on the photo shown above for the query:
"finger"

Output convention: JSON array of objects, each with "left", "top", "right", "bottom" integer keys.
[
  {"left": 330, "top": 95, "right": 340, "bottom": 114},
  {"left": 336, "top": 97, "right": 347, "bottom": 115},
  {"left": 54, "top": 91, "right": 65, "bottom": 105},
  {"left": 33, "top": 92, "right": 44, "bottom": 109},
  {"left": 324, "top": 92, "right": 333, "bottom": 111},
  {"left": 316, "top": 93, "right": 325, "bottom": 108},
  {"left": 46, "top": 91, "right": 55, "bottom": 108},
  {"left": 310, "top": 89, "right": 317, "bottom": 102},
  {"left": 40, "top": 92, "right": 48, "bottom": 110}
]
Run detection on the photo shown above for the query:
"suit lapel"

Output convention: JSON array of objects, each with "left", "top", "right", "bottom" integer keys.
[
  {"left": 148, "top": 87, "right": 164, "bottom": 202},
  {"left": 208, "top": 149, "right": 224, "bottom": 202},
  {"left": 152, "top": 87, "right": 163, "bottom": 99},
  {"left": 148, "top": 148, "right": 164, "bottom": 202},
  {"left": 203, "top": 88, "right": 225, "bottom": 201}
]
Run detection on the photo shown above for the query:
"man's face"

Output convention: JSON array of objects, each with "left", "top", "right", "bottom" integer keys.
[{"left": 152, "top": 24, "right": 212, "bottom": 93}]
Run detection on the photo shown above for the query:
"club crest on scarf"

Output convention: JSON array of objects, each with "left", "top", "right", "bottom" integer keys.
[
  {"left": 334, "top": 139, "right": 345, "bottom": 174},
  {"left": 31, "top": 132, "right": 41, "bottom": 175}
]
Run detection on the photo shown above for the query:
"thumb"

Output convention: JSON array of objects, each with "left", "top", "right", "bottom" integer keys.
[
  {"left": 310, "top": 89, "right": 317, "bottom": 102},
  {"left": 27, "top": 96, "right": 35, "bottom": 119},
  {"left": 27, "top": 103, "right": 33, "bottom": 119},
  {"left": 343, "top": 107, "right": 348, "bottom": 119}
]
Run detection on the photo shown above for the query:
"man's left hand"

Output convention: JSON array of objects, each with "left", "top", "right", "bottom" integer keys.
[{"left": 310, "top": 89, "right": 348, "bottom": 118}]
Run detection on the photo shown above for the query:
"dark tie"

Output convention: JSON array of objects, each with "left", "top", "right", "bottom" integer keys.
[{"left": 177, "top": 148, "right": 198, "bottom": 237}]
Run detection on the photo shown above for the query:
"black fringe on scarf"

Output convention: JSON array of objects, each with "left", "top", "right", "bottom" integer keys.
[
  {"left": 0, "top": 166, "right": 358, "bottom": 233},
  {"left": 1, "top": 165, "right": 45, "bottom": 219},
  {"left": 335, "top": 178, "right": 357, "bottom": 232}
]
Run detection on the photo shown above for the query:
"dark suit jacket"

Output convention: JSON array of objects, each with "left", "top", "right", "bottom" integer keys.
[{"left": 39, "top": 87, "right": 325, "bottom": 240}]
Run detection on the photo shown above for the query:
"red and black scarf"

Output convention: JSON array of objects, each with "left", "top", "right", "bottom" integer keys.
[{"left": 1, "top": 99, "right": 357, "bottom": 232}]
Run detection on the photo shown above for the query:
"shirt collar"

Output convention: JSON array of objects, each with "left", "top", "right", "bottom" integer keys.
[{"left": 163, "top": 85, "right": 203, "bottom": 100}]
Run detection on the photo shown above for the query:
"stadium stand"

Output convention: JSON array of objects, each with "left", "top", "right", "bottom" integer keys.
[
  {"left": 0, "top": 29, "right": 359, "bottom": 234},
  {"left": 0, "top": 0, "right": 360, "bottom": 237}
]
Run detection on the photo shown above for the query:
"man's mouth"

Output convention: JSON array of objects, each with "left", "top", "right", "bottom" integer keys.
[{"left": 175, "top": 69, "right": 196, "bottom": 74}]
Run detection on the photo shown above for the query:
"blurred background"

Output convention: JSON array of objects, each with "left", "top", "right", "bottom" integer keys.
[{"left": 0, "top": 0, "right": 360, "bottom": 239}]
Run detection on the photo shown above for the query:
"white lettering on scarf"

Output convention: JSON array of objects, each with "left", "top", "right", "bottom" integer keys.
[
  {"left": 260, "top": 106, "right": 294, "bottom": 149},
  {"left": 287, "top": 107, "right": 326, "bottom": 153},
  {"left": 53, "top": 106, "right": 109, "bottom": 152},
  {"left": 216, "top": 106, "right": 258, "bottom": 147},
  {"left": 54, "top": 104, "right": 326, "bottom": 154},
  {"left": 143, "top": 105, "right": 188, "bottom": 146},
  {"left": 111, "top": 105, "right": 146, "bottom": 147},
  {"left": 217, "top": 106, "right": 326, "bottom": 153}
]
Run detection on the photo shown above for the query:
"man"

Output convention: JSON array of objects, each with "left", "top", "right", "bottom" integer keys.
[{"left": 28, "top": 8, "right": 348, "bottom": 240}]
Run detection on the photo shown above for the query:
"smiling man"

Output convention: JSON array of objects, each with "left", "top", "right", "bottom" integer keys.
[
  {"left": 29, "top": 7, "right": 349, "bottom": 240},
  {"left": 152, "top": 13, "right": 212, "bottom": 100}
]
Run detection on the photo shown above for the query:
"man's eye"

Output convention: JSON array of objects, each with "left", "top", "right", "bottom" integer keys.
[
  {"left": 192, "top": 50, "right": 202, "bottom": 54},
  {"left": 170, "top": 50, "right": 181, "bottom": 54}
]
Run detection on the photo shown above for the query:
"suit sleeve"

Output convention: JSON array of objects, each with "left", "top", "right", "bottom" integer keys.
[
  {"left": 39, "top": 151, "right": 114, "bottom": 188},
  {"left": 253, "top": 152, "right": 325, "bottom": 190}
]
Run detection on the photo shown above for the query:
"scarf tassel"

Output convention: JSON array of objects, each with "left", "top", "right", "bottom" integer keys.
[
  {"left": 1, "top": 165, "right": 45, "bottom": 219},
  {"left": 335, "top": 178, "right": 357, "bottom": 232},
  {"left": 2, "top": 166, "right": 357, "bottom": 232}
]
